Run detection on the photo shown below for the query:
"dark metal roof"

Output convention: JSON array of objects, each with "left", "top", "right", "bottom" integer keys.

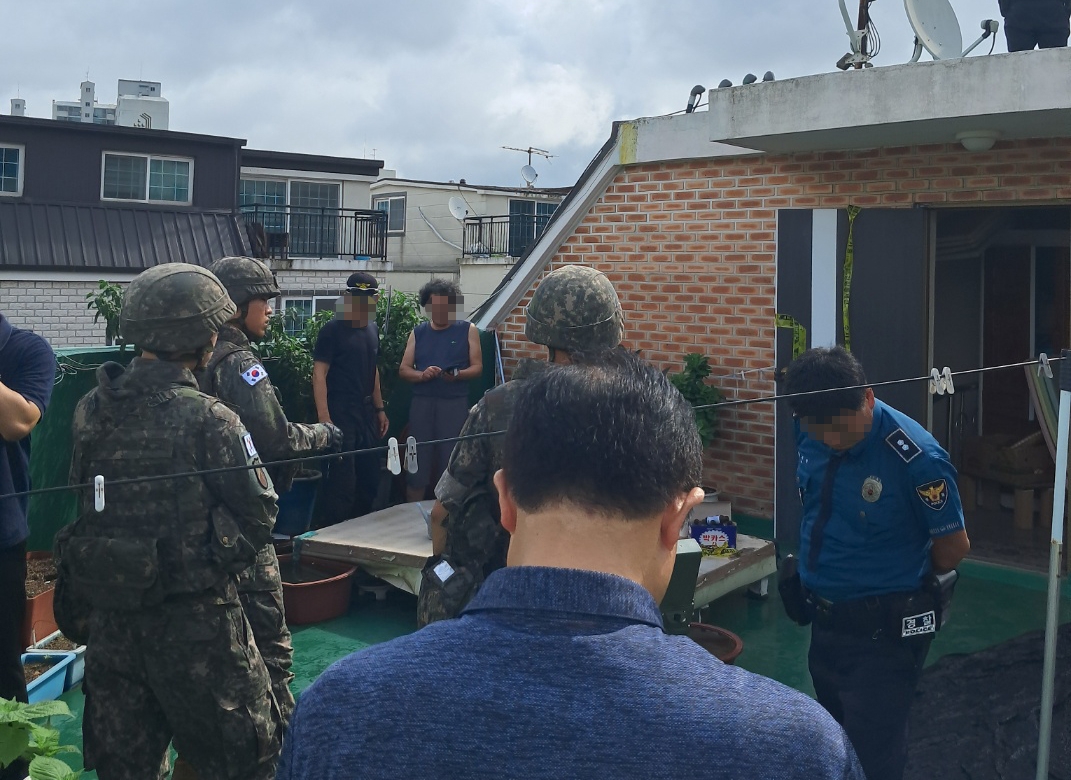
[
  {"left": 0, "top": 115, "right": 246, "bottom": 148},
  {"left": 241, "top": 149, "right": 384, "bottom": 177},
  {"left": 0, "top": 202, "right": 251, "bottom": 270}
]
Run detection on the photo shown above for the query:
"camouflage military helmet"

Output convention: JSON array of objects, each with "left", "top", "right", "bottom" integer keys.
[
  {"left": 121, "top": 263, "right": 236, "bottom": 353},
  {"left": 524, "top": 265, "right": 624, "bottom": 352},
  {"left": 208, "top": 256, "right": 280, "bottom": 307}
]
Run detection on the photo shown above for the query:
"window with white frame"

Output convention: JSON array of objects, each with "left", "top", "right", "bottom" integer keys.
[
  {"left": 373, "top": 194, "right": 406, "bottom": 234},
  {"left": 101, "top": 153, "right": 193, "bottom": 204},
  {"left": 0, "top": 145, "right": 23, "bottom": 196},
  {"left": 281, "top": 296, "right": 339, "bottom": 334}
]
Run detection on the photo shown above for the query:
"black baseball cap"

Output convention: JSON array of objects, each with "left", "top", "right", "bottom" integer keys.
[{"left": 346, "top": 272, "right": 379, "bottom": 296}]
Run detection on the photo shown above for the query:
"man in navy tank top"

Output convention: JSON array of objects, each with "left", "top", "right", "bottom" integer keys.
[{"left": 399, "top": 279, "right": 482, "bottom": 504}]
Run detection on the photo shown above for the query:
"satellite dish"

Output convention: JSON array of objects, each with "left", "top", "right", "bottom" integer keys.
[
  {"left": 904, "top": 0, "right": 963, "bottom": 60},
  {"left": 448, "top": 196, "right": 468, "bottom": 221},
  {"left": 520, "top": 164, "right": 538, "bottom": 185}
]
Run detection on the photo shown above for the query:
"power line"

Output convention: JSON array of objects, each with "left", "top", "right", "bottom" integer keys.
[{"left": 0, "top": 354, "right": 1062, "bottom": 504}]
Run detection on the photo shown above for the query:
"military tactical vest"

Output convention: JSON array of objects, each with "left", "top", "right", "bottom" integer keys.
[
  {"left": 65, "top": 386, "right": 250, "bottom": 610},
  {"left": 196, "top": 340, "right": 246, "bottom": 397}
]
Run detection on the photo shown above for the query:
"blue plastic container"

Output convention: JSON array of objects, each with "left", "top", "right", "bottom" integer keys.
[
  {"left": 275, "top": 473, "right": 322, "bottom": 537},
  {"left": 22, "top": 652, "right": 75, "bottom": 703},
  {"left": 30, "top": 630, "right": 86, "bottom": 691}
]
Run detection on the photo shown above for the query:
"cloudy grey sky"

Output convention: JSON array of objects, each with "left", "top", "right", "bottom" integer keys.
[{"left": 2, "top": 0, "right": 1006, "bottom": 188}]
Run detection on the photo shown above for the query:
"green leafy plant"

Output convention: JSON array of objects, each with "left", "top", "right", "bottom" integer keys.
[
  {"left": 256, "top": 308, "right": 335, "bottom": 424},
  {"left": 0, "top": 698, "right": 81, "bottom": 780},
  {"left": 85, "top": 280, "right": 126, "bottom": 351},
  {"left": 376, "top": 290, "right": 424, "bottom": 407},
  {"left": 668, "top": 353, "right": 724, "bottom": 448}
]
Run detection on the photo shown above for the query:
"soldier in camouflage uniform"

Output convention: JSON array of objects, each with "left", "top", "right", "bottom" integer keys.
[
  {"left": 197, "top": 255, "right": 342, "bottom": 728},
  {"left": 56, "top": 263, "right": 281, "bottom": 780},
  {"left": 416, "top": 265, "right": 625, "bottom": 626}
]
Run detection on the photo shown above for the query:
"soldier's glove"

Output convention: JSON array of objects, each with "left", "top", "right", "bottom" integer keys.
[{"left": 322, "top": 422, "right": 345, "bottom": 453}]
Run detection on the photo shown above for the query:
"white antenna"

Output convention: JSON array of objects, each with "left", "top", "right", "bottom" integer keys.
[
  {"left": 520, "top": 165, "right": 538, "bottom": 186},
  {"left": 448, "top": 196, "right": 468, "bottom": 221},
  {"left": 904, "top": 0, "right": 999, "bottom": 61}
]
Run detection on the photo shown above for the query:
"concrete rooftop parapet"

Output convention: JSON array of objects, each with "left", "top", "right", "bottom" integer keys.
[{"left": 707, "top": 48, "right": 1071, "bottom": 153}]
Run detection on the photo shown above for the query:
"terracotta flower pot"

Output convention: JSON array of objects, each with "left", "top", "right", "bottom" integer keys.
[{"left": 22, "top": 552, "right": 58, "bottom": 649}]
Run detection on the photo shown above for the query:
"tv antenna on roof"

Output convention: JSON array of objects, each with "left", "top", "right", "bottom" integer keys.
[{"left": 503, "top": 146, "right": 553, "bottom": 188}]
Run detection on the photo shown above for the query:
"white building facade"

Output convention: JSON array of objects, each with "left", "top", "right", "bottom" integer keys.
[{"left": 52, "top": 80, "right": 169, "bottom": 130}]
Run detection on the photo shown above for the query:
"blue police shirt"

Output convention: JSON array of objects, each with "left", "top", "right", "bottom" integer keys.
[
  {"left": 797, "top": 399, "right": 965, "bottom": 602},
  {"left": 0, "top": 315, "right": 55, "bottom": 549}
]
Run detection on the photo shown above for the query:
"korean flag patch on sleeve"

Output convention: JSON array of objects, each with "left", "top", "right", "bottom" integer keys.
[{"left": 242, "top": 364, "right": 268, "bottom": 386}]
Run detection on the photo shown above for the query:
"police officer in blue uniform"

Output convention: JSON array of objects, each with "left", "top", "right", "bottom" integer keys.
[{"left": 779, "top": 347, "right": 970, "bottom": 780}]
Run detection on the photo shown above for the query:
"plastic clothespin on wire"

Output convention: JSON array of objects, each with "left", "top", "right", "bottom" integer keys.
[
  {"left": 94, "top": 475, "right": 105, "bottom": 512},
  {"left": 1038, "top": 352, "right": 1054, "bottom": 379},
  {"left": 387, "top": 437, "right": 402, "bottom": 476},
  {"left": 405, "top": 436, "right": 418, "bottom": 475},
  {"left": 928, "top": 367, "right": 955, "bottom": 396}
]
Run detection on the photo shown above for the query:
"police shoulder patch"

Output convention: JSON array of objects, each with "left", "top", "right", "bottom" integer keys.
[
  {"left": 915, "top": 479, "right": 948, "bottom": 511},
  {"left": 241, "top": 364, "right": 268, "bottom": 386},
  {"left": 886, "top": 428, "right": 922, "bottom": 463}
]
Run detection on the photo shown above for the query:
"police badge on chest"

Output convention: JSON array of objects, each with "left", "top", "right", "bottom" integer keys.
[{"left": 862, "top": 476, "right": 882, "bottom": 503}]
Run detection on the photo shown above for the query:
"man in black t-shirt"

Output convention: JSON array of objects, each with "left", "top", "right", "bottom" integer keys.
[{"left": 313, "top": 272, "right": 390, "bottom": 524}]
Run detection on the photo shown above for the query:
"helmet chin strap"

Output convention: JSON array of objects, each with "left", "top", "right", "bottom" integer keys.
[{"left": 235, "top": 302, "right": 256, "bottom": 340}]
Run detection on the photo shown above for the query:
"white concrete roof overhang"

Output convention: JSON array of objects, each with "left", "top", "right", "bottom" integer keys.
[{"left": 707, "top": 48, "right": 1071, "bottom": 153}]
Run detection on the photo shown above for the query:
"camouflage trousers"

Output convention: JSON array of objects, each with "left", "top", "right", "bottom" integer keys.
[
  {"left": 237, "top": 545, "right": 295, "bottom": 725},
  {"left": 82, "top": 584, "right": 280, "bottom": 780}
]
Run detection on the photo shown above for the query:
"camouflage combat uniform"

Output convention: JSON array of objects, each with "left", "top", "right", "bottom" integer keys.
[
  {"left": 55, "top": 264, "right": 281, "bottom": 780},
  {"left": 416, "top": 361, "right": 542, "bottom": 627},
  {"left": 198, "top": 321, "right": 339, "bottom": 724},
  {"left": 417, "top": 265, "right": 625, "bottom": 626}
]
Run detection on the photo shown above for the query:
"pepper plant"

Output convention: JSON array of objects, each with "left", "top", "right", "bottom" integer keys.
[
  {"left": 85, "top": 280, "right": 126, "bottom": 351},
  {"left": 668, "top": 353, "right": 724, "bottom": 448}
]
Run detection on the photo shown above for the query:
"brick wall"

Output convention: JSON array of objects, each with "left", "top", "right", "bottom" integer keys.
[
  {"left": 495, "top": 138, "right": 1071, "bottom": 519},
  {"left": 0, "top": 280, "right": 130, "bottom": 348}
]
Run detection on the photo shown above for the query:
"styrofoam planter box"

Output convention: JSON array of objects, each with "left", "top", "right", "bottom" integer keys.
[
  {"left": 22, "top": 652, "right": 75, "bottom": 703},
  {"left": 30, "top": 630, "right": 86, "bottom": 691}
]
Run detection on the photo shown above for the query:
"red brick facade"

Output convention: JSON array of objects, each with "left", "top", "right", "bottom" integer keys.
[{"left": 493, "top": 139, "right": 1071, "bottom": 519}]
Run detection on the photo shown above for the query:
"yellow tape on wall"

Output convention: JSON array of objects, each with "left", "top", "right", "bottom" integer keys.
[
  {"left": 842, "top": 206, "right": 861, "bottom": 352},
  {"left": 775, "top": 314, "right": 808, "bottom": 360}
]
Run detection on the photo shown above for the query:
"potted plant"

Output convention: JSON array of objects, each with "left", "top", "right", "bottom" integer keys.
[
  {"left": 28, "top": 632, "right": 85, "bottom": 693},
  {"left": 668, "top": 353, "right": 725, "bottom": 448},
  {"left": 85, "top": 280, "right": 126, "bottom": 351},
  {"left": 20, "top": 654, "right": 76, "bottom": 705},
  {"left": 0, "top": 697, "right": 81, "bottom": 779},
  {"left": 21, "top": 554, "right": 58, "bottom": 651}
]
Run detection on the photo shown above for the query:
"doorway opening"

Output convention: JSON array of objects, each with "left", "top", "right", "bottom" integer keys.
[{"left": 932, "top": 207, "right": 1070, "bottom": 569}]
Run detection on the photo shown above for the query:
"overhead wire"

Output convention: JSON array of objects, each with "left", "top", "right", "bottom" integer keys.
[{"left": 0, "top": 353, "right": 1061, "bottom": 505}]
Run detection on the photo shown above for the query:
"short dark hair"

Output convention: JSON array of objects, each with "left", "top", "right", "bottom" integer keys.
[
  {"left": 419, "top": 278, "right": 461, "bottom": 307},
  {"left": 783, "top": 346, "right": 868, "bottom": 420},
  {"left": 503, "top": 349, "right": 702, "bottom": 520}
]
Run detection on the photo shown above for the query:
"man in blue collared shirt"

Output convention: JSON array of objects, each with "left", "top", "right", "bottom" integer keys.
[
  {"left": 279, "top": 350, "right": 864, "bottom": 780},
  {"left": 0, "top": 313, "right": 54, "bottom": 780},
  {"left": 784, "top": 346, "right": 970, "bottom": 780}
]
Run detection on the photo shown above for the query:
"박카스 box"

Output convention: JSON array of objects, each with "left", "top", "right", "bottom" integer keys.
[{"left": 691, "top": 517, "right": 737, "bottom": 556}]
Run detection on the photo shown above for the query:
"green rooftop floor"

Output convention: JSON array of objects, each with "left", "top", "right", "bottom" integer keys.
[{"left": 53, "top": 559, "right": 1071, "bottom": 778}]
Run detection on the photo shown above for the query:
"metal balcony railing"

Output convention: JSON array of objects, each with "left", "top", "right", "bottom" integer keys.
[
  {"left": 462, "top": 213, "right": 554, "bottom": 258},
  {"left": 240, "top": 205, "right": 388, "bottom": 260}
]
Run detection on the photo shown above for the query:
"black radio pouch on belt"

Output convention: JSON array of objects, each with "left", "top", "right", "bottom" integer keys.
[
  {"left": 925, "top": 569, "right": 959, "bottom": 630},
  {"left": 778, "top": 554, "right": 813, "bottom": 626}
]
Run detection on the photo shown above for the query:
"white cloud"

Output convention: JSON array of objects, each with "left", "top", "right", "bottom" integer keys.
[{"left": 0, "top": 0, "right": 1017, "bottom": 187}]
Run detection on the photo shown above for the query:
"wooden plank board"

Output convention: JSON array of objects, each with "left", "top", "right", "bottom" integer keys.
[
  {"left": 301, "top": 503, "right": 776, "bottom": 608},
  {"left": 695, "top": 533, "right": 774, "bottom": 588},
  {"left": 301, "top": 502, "right": 434, "bottom": 570}
]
